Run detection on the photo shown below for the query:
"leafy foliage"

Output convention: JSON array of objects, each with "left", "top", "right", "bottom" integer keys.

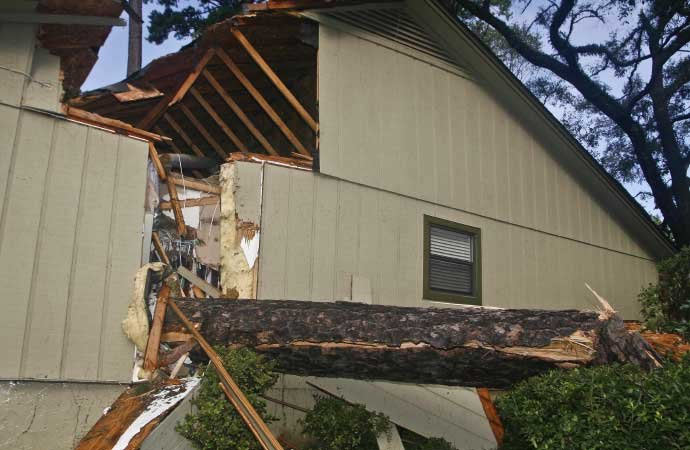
[
  {"left": 397, "top": 427, "right": 459, "bottom": 450},
  {"left": 176, "top": 347, "right": 278, "bottom": 450},
  {"left": 144, "top": 0, "right": 243, "bottom": 44},
  {"left": 299, "top": 396, "right": 391, "bottom": 450},
  {"left": 448, "top": 0, "right": 690, "bottom": 246},
  {"left": 496, "top": 357, "right": 690, "bottom": 450},
  {"left": 639, "top": 246, "right": 690, "bottom": 339}
]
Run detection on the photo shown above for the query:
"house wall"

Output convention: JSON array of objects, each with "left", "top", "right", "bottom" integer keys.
[
  {"left": 0, "top": 24, "right": 149, "bottom": 382},
  {"left": 257, "top": 164, "right": 656, "bottom": 319},
  {"left": 316, "top": 23, "right": 659, "bottom": 265}
]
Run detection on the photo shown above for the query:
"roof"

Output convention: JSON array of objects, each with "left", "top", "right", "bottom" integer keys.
[
  {"left": 35, "top": 0, "right": 124, "bottom": 92},
  {"left": 69, "top": 0, "right": 675, "bottom": 257}
]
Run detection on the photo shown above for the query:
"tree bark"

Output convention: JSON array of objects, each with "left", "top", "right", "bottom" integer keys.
[{"left": 164, "top": 299, "right": 660, "bottom": 388}]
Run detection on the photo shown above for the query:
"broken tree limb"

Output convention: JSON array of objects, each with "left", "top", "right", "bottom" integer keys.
[{"left": 164, "top": 299, "right": 661, "bottom": 388}]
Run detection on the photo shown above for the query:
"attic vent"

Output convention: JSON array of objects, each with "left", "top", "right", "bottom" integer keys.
[{"left": 320, "top": 8, "right": 462, "bottom": 69}]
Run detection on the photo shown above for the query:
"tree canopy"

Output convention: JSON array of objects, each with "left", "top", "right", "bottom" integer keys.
[{"left": 447, "top": 0, "right": 690, "bottom": 246}]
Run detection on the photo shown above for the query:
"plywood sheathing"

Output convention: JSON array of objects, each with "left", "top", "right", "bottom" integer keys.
[{"left": 220, "top": 162, "right": 263, "bottom": 298}]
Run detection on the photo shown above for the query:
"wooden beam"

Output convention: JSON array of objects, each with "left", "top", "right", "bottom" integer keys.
[
  {"left": 178, "top": 103, "right": 229, "bottom": 159},
  {"left": 167, "top": 299, "right": 284, "bottom": 450},
  {"left": 166, "top": 173, "right": 188, "bottom": 236},
  {"left": 160, "top": 195, "right": 219, "bottom": 210},
  {"left": 163, "top": 113, "right": 206, "bottom": 158},
  {"left": 177, "top": 266, "right": 221, "bottom": 298},
  {"left": 143, "top": 283, "right": 170, "bottom": 372},
  {"left": 168, "top": 174, "right": 221, "bottom": 195},
  {"left": 63, "top": 106, "right": 171, "bottom": 142},
  {"left": 215, "top": 48, "right": 312, "bottom": 156},
  {"left": 148, "top": 142, "right": 167, "bottom": 181},
  {"left": 231, "top": 28, "right": 318, "bottom": 132},
  {"left": 203, "top": 69, "right": 279, "bottom": 156},
  {"left": 151, "top": 231, "right": 170, "bottom": 265},
  {"left": 154, "top": 127, "right": 206, "bottom": 179},
  {"left": 0, "top": 12, "right": 126, "bottom": 26},
  {"left": 137, "top": 94, "right": 171, "bottom": 130},
  {"left": 190, "top": 87, "right": 249, "bottom": 153},
  {"left": 169, "top": 48, "right": 216, "bottom": 107},
  {"left": 477, "top": 388, "right": 504, "bottom": 446}
]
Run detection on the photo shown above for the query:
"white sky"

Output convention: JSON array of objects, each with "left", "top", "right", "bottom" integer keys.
[{"left": 81, "top": 2, "right": 657, "bottom": 214}]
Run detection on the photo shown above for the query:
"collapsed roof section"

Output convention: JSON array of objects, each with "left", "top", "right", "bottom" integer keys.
[{"left": 70, "top": 13, "right": 319, "bottom": 167}]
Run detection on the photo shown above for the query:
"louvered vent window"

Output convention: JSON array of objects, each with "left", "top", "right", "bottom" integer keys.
[{"left": 424, "top": 217, "right": 481, "bottom": 304}]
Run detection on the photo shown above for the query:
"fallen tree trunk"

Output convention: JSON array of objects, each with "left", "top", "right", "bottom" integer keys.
[{"left": 164, "top": 299, "right": 660, "bottom": 388}]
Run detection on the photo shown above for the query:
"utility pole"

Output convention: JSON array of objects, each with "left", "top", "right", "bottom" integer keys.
[{"left": 127, "top": 0, "right": 143, "bottom": 76}]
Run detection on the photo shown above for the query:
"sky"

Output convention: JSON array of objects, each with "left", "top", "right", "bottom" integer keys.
[{"left": 81, "top": 2, "right": 657, "bottom": 214}]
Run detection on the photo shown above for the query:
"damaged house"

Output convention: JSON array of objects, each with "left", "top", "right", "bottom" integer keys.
[{"left": 0, "top": 0, "right": 676, "bottom": 449}]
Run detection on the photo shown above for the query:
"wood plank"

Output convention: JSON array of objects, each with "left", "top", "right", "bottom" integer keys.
[
  {"left": 177, "top": 266, "right": 221, "bottom": 298},
  {"left": 231, "top": 28, "right": 318, "bottom": 132},
  {"left": 161, "top": 331, "right": 194, "bottom": 342},
  {"left": 169, "top": 48, "right": 216, "bottom": 107},
  {"left": 167, "top": 299, "right": 284, "bottom": 450},
  {"left": 203, "top": 69, "right": 279, "bottom": 156},
  {"left": 137, "top": 94, "right": 171, "bottom": 130},
  {"left": 477, "top": 388, "right": 504, "bottom": 446},
  {"left": 148, "top": 142, "right": 167, "bottom": 180},
  {"left": 215, "top": 48, "right": 312, "bottom": 156},
  {"left": 178, "top": 102, "right": 229, "bottom": 158},
  {"left": 162, "top": 113, "right": 206, "bottom": 157},
  {"left": 143, "top": 283, "right": 170, "bottom": 372},
  {"left": 64, "top": 106, "right": 171, "bottom": 142},
  {"left": 165, "top": 173, "right": 187, "bottom": 236},
  {"left": 151, "top": 231, "right": 170, "bottom": 265},
  {"left": 159, "top": 195, "right": 219, "bottom": 210},
  {"left": 168, "top": 174, "right": 221, "bottom": 194},
  {"left": 190, "top": 87, "right": 248, "bottom": 153}
]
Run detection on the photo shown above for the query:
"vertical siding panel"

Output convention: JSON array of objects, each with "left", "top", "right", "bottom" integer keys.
[
  {"left": 99, "top": 137, "right": 147, "bottom": 380},
  {"left": 358, "top": 39, "right": 382, "bottom": 189},
  {"left": 257, "top": 165, "right": 291, "bottom": 299},
  {"left": 357, "top": 189, "right": 380, "bottom": 302},
  {"left": 415, "top": 61, "right": 436, "bottom": 202},
  {"left": 334, "top": 182, "right": 360, "bottom": 300},
  {"left": 507, "top": 119, "right": 523, "bottom": 225},
  {"left": 521, "top": 128, "right": 536, "bottom": 230},
  {"left": 377, "top": 191, "right": 400, "bottom": 306},
  {"left": 494, "top": 102, "right": 510, "bottom": 221},
  {"left": 336, "top": 33, "right": 361, "bottom": 182},
  {"left": 0, "top": 112, "right": 54, "bottom": 378},
  {"left": 20, "top": 121, "right": 87, "bottom": 379},
  {"left": 398, "top": 200, "right": 421, "bottom": 306},
  {"left": 0, "top": 24, "right": 35, "bottom": 106},
  {"left": 477, "top": 90, "right": 495, "bottom": 217},
  {"left": 310, "top": 175, "right": 338, "bottom": 301},
  {"left": 317, "top": 26, "right": 340, "bottom": 175},
  {"left": 531, "top": 135, "right": 547, "bottom": 229},
  {"left": 449, "top": 77, "right": 469, "bottom": 208},
  {"left": 0, "top": 106, "right": 21, "bottom": 211},
  {"left": 434, "top": 71, "right": 452, "bottom": 206},
  {"left": 396, "top": 53, "right": 419, "bottom": 199},
  {"left": 61, "top": 129, "right": 118, "bottom": 380},
  {"left": 285, "top": 170, "right": 315, "bottom": 300}
]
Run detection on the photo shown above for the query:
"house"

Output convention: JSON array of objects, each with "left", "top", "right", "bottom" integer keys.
[{"left": 0, "top": 0, "right": 675, "bottom": 448}]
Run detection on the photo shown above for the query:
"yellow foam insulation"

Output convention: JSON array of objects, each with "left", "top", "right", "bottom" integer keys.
[{"left": 122, "top": 263, "right": 166, "bottom": 352}]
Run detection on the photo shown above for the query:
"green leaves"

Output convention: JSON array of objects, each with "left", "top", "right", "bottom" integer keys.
[
  {"left": 176, "top": 347, "right": 278, "bottom": 450},
  {"left": 496, "top": 357, "right": 690, "bottom": 449}
]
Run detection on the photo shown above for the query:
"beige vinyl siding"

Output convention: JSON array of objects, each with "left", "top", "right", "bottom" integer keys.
[
  {"left": 0, "top": 107, "right": 147, "bottom": 382},
  {"left": 317, "top": 25, "right": 655, "bottom": 262},
  {"left": 257, "top": 164, "right": 656, "bottom": 319}
]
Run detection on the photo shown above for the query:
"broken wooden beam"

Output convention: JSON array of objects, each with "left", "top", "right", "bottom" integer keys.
[
  {"left": 167, "top": 174, "right": 221, "bottom": 195},
  {"left": 143, "top": 283, "right": 171, "bottom": 372},
  {"left": 159, "top": 195, "right": 219, "bottom": 210},
  {"left": 164, "top": 299, "right": 661, "bottom": 388},
  {"left": 165, "top": 173, "right": 188, "bottom": 237},
  {"left": 148, "top": 142, "right": 167, "bottom": 180},
  {"left": 177, "top": 266, "right": 221, "bottom": 298},
  {"left": 151, "top": 231, "right": 170, "bottom": 265}
]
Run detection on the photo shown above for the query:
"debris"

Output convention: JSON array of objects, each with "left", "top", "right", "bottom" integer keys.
[
  {"left": 177, "top": 266, "right": 221, "bottom": 298},
  {"left": 122, "top": 262, "right": 166, "bottom": 353}
]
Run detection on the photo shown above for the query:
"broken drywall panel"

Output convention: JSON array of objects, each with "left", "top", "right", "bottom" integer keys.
[
  {"left": 0, "top": 381, "right": 124, "bottom": 450},
  {"left": 219, "top": 162, "right": 262, "bottom": 298},
  {"left": 196, "top": 203, "right": 220, "bottom": 268},
  {"left": 112, "top": 378, "right": 200, "bottom": 450}
]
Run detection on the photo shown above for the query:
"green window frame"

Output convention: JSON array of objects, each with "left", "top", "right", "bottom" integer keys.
[{"left": 423, "top": 215, "right": 482, "bottom": 305}]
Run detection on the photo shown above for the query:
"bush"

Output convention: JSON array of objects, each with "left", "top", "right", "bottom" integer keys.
[
  {"left": 639, "top": 246, "right": 690, "bottom": 339},
  {"left": 496, "top": 356, "right": 690, "bottom": 449},
  {"left": 176, "top": 347, "right": 278, "bottom": 450},
  {"left": 300, "top": 396, "right": 391, "bottom": 450}
]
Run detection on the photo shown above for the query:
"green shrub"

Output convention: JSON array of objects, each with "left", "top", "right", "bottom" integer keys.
[
  {"left": 639, "top": 246, "right": 690, "bottom": 339},
  {"left": 300, "top": 396, "right": 391, "bottom": 450},
  {"left": 397, "top": 427, "right": 459, "bottom": 450},
  {"left": 496, "top": 356, "right": 690, "bottom": 449},
  {"left": 176, "top": 347, "right": 278, "bottom": 450}
]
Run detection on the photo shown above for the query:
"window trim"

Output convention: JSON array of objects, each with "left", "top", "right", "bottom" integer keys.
[{"left": 423, "top": 215, "right": 482, "bottom": 305}]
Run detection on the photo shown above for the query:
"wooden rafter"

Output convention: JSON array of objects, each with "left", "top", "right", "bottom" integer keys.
[
  {"left": 137, "top": 94, "right": 171, "bottom": 130},
  {"left": 64, "top": 106, "right": 171, "bottom": 142},
  {"left": 148, "top": 142, "right": 167, "bottom": 181},
  {"left": 169, "top": 48, "right": 217, "bottom": 107},
  {"left": 166, "top": 173, "right": 187, "bottom": 236},
  {"left": 231, "top": 28, "right": 318, "bottom": 133},
  {"left": 178, "top": 103, "right": 229, "bottom": 159},
  {"left": 203, "top": 69, "right": 279, "bottom": 156},
  {"left": 189, "top": 88, "right": 249, "bottom": 154},
  {"left": 163, "top": 113, "right": 206, "bottom": 158},
  {"left": 215, "top": 48, "right": 312, "bottom": 156}
]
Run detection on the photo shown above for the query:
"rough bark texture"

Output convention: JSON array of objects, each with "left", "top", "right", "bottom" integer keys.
[{"left": 165, "top": 299, "right": 660, "bottom": 388}]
